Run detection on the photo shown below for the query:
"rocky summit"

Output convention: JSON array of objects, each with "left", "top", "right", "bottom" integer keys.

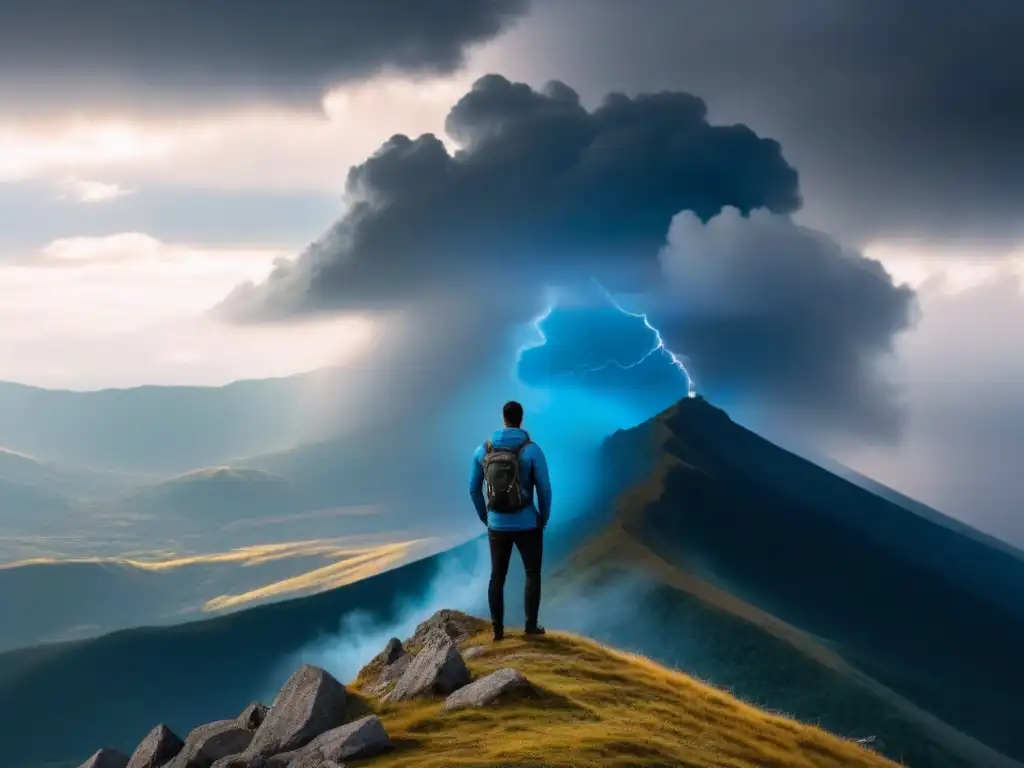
[{"left": 76, "top": 609, "right": 898, "bottom": 768}]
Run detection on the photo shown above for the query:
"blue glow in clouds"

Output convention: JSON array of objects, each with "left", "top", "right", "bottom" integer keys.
[
  {"left": 589, "top": 280, "right": 697, "bottom": 398},
  {"left": 517, "top": 283, "right": 696, "bottom": 401}
]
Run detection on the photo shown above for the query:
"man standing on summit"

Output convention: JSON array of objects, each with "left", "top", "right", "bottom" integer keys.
[{"left": 469, "top": 400, "right": 552, "bottom": 641}]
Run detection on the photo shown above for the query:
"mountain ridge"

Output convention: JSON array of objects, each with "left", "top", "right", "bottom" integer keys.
[
  {"left": 544, "top": 396, "right": 1024, "bottom": 767},
  {"left": 2, "top": 396, "right": 1021, "bottom": 768}
]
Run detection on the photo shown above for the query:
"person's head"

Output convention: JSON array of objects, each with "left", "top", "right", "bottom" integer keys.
[{"left": 502, "top": 400, "right": 524, "bottom": 428}]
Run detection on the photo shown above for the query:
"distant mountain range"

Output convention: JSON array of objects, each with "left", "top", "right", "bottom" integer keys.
[
  {"left": 2, "top": 397, "right": 1022, "bottom": 768},
  {"left": 0, "top": 377, "right": 473, "bottom": 650},
  {"left": 0, "top": 375, "right": 318, "bottom": 474}
]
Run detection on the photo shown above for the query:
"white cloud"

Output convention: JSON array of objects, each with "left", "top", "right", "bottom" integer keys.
[
  {"left": 0, "top": 234, "right": 375, "bottom": 389},
  {"left": 864, "top": 239, "right": 1024, "bottom": 296},
  {"left": 0, "top": 72, "right": 472, "bottom": 192},
  {"left": 55, "top": 176, "right": 134, "bottom": 203}
]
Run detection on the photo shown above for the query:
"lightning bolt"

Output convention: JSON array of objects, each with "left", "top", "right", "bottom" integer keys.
[
  {"left": 519, "top": 283, "right": 697, "bottom": 398},
  {"left": 586, "top": 280, "right": 697, "bottom": 398}
]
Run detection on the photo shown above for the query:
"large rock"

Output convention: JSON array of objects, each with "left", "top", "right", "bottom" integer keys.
[
  {"left": 80, "top": 748, "right": 131, "bottom": 768},
  {"left": 247, "top": 665, "right": 348, "bottom": 757},
  {"left": 381, "top": 637, "right": 405, "bottom": 665},
  {"left": 442, "top": 668, "right": 530, "bottom": 711},
  {"left": 165, "top": 720, "right": 254, "bottom": 768},
  {"left": 384, "top": 628, "right": 471, "bottom": 702},
  {"left": 288, "top": 715, "right": 391, "bottom": 767},
  {"left": 364, "top": 652, "right": 412, "bottom": 698},
  {"left": 128, "top": 724, "right": 185, "bottom": 768},
  {"left": 237, "top": 703, "right": 269, "bottom": 731},
  {"left": 407, "top": 610, "right": 481, "bottom": 649}
]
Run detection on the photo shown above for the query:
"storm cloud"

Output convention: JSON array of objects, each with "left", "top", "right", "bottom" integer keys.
[
  {"left": 218, "top": 74, "right": 915, "bottom": 442},
  {"left": 515, "top": 209, "right": 917, "bottom": 441},
  {"left": 0, "top": 0, "right": 526, "bottom": 115},
  {"left": 491, "top": 0, "right": 1024, "bottom": 244},
  {"left": 656, "top": 208, "right": 916, "bottom": 440},
  {"left": 219, "top": 74, "right": 800, "bottom": 320}
]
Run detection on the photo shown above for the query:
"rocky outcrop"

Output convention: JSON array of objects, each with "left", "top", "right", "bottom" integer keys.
[
  {"left": 78, "top": 611, "right": 525, "bottom": 768},
  {"left": 383, "top": 627, "right": 471, "bottom": 702},
  {"left": 80, "top": 748, "right": 131, "bottom": 768},
  {"left": 442, "top": 668, "right": 530, "bottom": 711},
  {"left": 287, "top": 715, "right": 391, "bottom": 767},
  {"left": 237, "top": 703, "right": 269, "bottom": 732},
  {"left": 406, "top": 609, "right": 480, "bottom": 649},
  {"left": 165, "top": 720, "right": 253, "bottom": 768},
  {"left": 127, "top": 724, "right": 185, "bottom": 768},
  {"left": 381, "top": 637, "right": 404, "bottom": 665},
  {"left": 247, "top": 665, "right": 348, "bottom": 758}
]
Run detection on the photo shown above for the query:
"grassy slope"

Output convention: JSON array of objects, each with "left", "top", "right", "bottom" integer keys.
[{"left": 349, "top": 619, "right": 898, "bottom": 768}]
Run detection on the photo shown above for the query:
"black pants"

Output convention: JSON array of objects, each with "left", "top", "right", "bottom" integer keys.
[{"left": 487, "top": 527, "right": 543, "bottom": 630}]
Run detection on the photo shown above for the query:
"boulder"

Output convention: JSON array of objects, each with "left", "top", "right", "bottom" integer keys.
[
  {"left": 288, "top": 715, "right": 390, "bottom": 767},
  {"left": 237, "top": 703, "right": 269, "bottom": 731},
  {"left": 407, "top": 610, "right": 481, "bottom": 649},
  {"left": 364, "top": 652, "right": 411, "bottom": 698},
  {"left": 462, "top": 646, "right": 487, "bottom": 661},
  {"left": 128, "top": 724, "right": 185, "bottom": 768},
  {"left": 442, "top": 668, "right": 530, "bottom": 711},
  {"left": 165, "top": 720, "right": 253, "bottom": 768},
  {"left": 384, "top": 628, "right": 471, "bottom": 702},
  {"left": 382, "top": 637, "right": 405, "bottom": 665},
  {"left": 80, "top": 748, "right": 131, "bottom": 768},
  {"left": 246, "top": 665, "right": 348, "bottom": 757}
]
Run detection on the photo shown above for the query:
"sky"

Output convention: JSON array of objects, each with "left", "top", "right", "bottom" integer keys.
[{"left": 1, "top": 0, "right": 1023, "bottom": 545}]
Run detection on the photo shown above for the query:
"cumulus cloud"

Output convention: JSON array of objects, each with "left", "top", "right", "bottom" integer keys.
[
  {"left": 488, "top": 0, "right": 1024, "bottom": 244},
  {"left": 218, "top": 74, "right": 800, "bottom": 321},
  {"left": 0, "top": 0, "right": 527, "bottom": 116},
  {"left": 217, "top": 74, "right": 915, "bottom": 443},
  {"left": 654, "top": 208, "right": 917, "bottom": 441}
]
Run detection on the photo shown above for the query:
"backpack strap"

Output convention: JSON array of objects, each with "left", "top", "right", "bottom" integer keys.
[{"left": 484, "top": 440, "right": 493, "bottom": 454}]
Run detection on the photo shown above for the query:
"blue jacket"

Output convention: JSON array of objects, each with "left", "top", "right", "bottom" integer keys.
[{"left": 469, "top": 427, "right": 552, "bottom": 531}]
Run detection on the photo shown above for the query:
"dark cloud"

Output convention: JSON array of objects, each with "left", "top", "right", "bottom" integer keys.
[
  {"left": 218, "top": 74, "right": 914, "bottom": 442},
  {"left": 491, "top": 0, "right": 1024, "bottom": 244},
  {"left": 655, "top": 208, "right": 916, "bottom": 441},
  {"left": 514, "top": 209, "right": 917, "bottom": 442},
  {"left": 0, "top": 0, "right": 526, "bottom": 115},
  {"left": 219, "top": 74, "right": 800, "bottom": 319}
]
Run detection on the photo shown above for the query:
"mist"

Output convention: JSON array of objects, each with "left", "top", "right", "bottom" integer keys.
[{"left": 255, "top": 298, "right": 690, "bottom": 689}]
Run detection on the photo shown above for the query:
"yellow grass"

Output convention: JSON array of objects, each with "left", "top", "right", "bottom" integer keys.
[{"left": 349, "top": 622, "right": 900, "bottom": 768}]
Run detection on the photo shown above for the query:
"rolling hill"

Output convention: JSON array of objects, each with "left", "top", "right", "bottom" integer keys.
[
  {"left": 115, "top": 466, "right": 312, "bottom": 521},
  {"left": 0, "top": 446, "right": 132, "bottom": 500},
  {"left": 0, "top": 534, "right": 445, "bottom": 652},
  {"left": 1, "top": 397, "right": 1022, "bottom": 768}
]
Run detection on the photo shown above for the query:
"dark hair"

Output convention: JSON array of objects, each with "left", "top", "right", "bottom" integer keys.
[{"left": 502, "top": 400, "right": 524, "bottom": 428}]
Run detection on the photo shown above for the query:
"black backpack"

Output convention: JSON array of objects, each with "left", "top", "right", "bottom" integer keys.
[{"left": 482, "top": 433, "right": 532, "bottom": 513}]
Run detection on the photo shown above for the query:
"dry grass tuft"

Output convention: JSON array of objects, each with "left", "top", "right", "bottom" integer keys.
[{"left": 349, "top": 626, "right": 901, "bottom": 768}]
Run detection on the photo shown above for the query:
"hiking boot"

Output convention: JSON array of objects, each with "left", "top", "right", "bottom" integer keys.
[
  {"left": 524, "top": 623, "right": 546, "bottom": 636},
  {"left": 492, "top": 626, "right": 505, "bottom": 642}
]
